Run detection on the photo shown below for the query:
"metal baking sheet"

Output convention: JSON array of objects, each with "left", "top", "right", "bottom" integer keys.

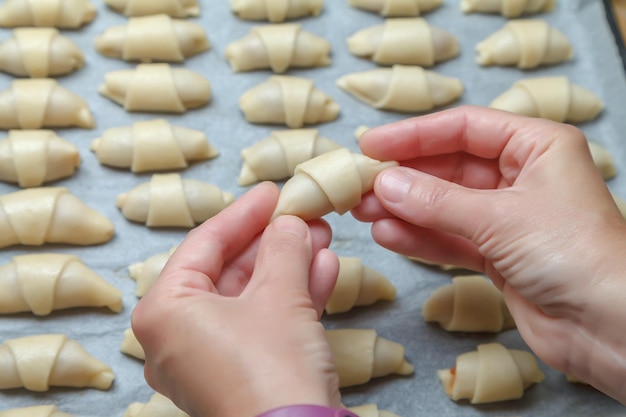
[{"left": 1, "top": 1, "right": 626, "bottom": 416}]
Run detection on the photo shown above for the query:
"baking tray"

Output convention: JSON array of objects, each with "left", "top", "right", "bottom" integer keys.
[{"left": 1, "top": 1, "right": 626, "bottom": 416}]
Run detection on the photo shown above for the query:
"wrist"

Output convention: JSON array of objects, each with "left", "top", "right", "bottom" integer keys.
[{"left": 256, "top": 405, "right": 359, "bottom": 417}]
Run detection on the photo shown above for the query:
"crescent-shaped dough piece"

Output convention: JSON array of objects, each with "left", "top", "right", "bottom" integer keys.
[
  {"left": 0, "top": 0, "right": 96, "bottom": 28},
  {"left": 325, "top": 257, "right": 396, "bottom": 315},
  {"left": 0, "top": 79, "right": 94, "bottom": 129},
  {"left": 99, "top": 63, "right": 211, "bottom": 113},
  {"left": 120, "top": 328, "right": 145, "bottom": 360},
  {"left": 128, "top": 247, "right": 177, "bottom": 297},
  {"left": 238, "top": 129, "right": 342, "bottom": 186},
  {"left": 489, "top": 76, "right": 604, "bottom": 123},
  {"left": 0, "top": 28, "right": 84, "bottom": 78},
  {"left": 348, "top": 404, "right": 401, "bottom": 417},
  {"left": 231, "top": 0, "right": 323, "bottom": 22},
  {"left": 124, "top": 393, "right": 189, "bottom": 417},
  {"left": 0, "top": 254, "right": 122, "bottom": 316},
  {"left": 347, "top": 18, "right": 459, "bottom": 66},
  {"left": 0, "top": 130, "right": 80, "bottom": 188},
  {"left": 438, "top": 343, "right": 545, "bottom": 403},
  {"left": 226, "top": 24, "right": 331, "bottom": 73},
  {"left": 461, "top": 0, "right": 556, "bottom": 17},
  {"left": 91, "top": 119, "right": 218, "bottom": 173},
  {"left": 94, "top": 14, "right": 210, "bottom": 63},
  {"left": 272, "top": 148, "right": 398, "bottom": 220},
  {"left": 0, "top": 187, "right": 114, "bottom": 248},
  {"left": 337, "top": 65, "right": 464, "bottom": 112},
  {"left": 588, "top": 141, "right": 616, "bottom": 180},
  {"left": 116, "top": 173, "right": 235, "bottom": 228},
  {"left": 422, "top": 275, "right": 515, "bottom": 332},
  {"left": 348, "top": 0, "right": 442, "bottom": 16},
  {"left": 0, "top": 405, "right": 75, "bottom": 417},
  {"left": 239, "top": 75, "right": 340, "bottom": 128},
  {"left": 0, "top": 334, "right": 114, "bottom": 391},
  {"left": 104, "top": 0, "right": 200, "bottom": 17},
  {"left": 476, "top": 19, "right": 573, "bottom": 69},
  {"left": 326, "top": 329, "right": 414, "bottom": 388}
]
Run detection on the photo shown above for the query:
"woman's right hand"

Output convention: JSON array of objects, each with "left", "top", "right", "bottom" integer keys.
[{"left": 351, "top": 106, "right": 626, "bottom": 403}]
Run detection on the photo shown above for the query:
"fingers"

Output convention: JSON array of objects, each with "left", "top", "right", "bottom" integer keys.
[{"left": 308, "top": 248, "right": 340, "bottom": 317}]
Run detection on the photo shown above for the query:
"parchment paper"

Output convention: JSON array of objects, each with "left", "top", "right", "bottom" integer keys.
[{"left": 1, "top": 1, "right": 626, "bottom": 416}]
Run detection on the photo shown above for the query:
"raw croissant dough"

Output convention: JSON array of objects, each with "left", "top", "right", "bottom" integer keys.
[
  {"left": 438, "top": 343, "right": 545, "bottom": 403},
  {"left": 95, "top": 14, "right": 210, "bottom": 62},
  {"left": 325, "top": 257, "right": 396, "bottom": 314},
  {"left": 104, "top": 0, "right": 200, "bottom": 17},
  {"left": 0, "top": 28, "right": 84, "bottom": 77},
  {"left": 588, "top": 141, "right": 616, "bottom": 180},
  {"left": 461, "top": 0, "right": 556, "bottom": 17},
  {"left": 91, "top": 119, "right": 218, "bottom": 173},
  {"left": 231, "top": 0, "right": 323, "bottom": 22},
  {"left": 0, "top": 0, "right": 96, "bottom": 28},
  {"left": 326, "top": 329, "right": 414, "bottom": 388},
  {"left": 272, "top": 148, "right": 398, "bottom": 220},
  {"left": 124, "top": 393, "right": 189, "bottom": 417},
  {"left": 99, "top": 63, "right": 212, "bottom": 113},
  {"left": 0, "top": 334, "right": 114, "bottom": 391},
  {"left": 337, "top": 65, "right": 464, "bottom": 112},
  {"left": 120, "top": 328, "right": 145, "bottom": 360},
  {"left": 0, "top": 254, "right": 122, "bottom": 315},
  {"left": 489, "top": 76, "right": 604, "bottom": 123},
  {"left": 0, "top": 130, "right": 80, "bottom": 187},
  {"left": 116, "top": 173, "right": 235, "bottom": 227},
  {"left": 422, "top": 275, "right": 515, "bottom": 332},
  {"left": 347, "top": 18, "right": 459, "bottom": 66},
  {"left": 238, "top": 129, "right": 342, "bottom": 186},
  {"left": 0, "top": 79, "right": 94, "bottom": 129},
  {"left": 476, "top": 19, "right": 573, "bottom": 68},
  {"left": 226, "top": 23, "right": 331, "bottom": 73},
  {"left": 240, "top": 76, "right": 340, "bottom": 128},
  {"left": 348, "top": 0, "right": 443, "bottom": 16},
  {"left": 348, "top": 404, "right": 401, "bottom": 417},
  {"left": 128, "top": 247, "right": 177, "bottom": 297},
  {"left": 0, "top": 405, "right": 75, "bottom": 417},
  {"left": 0, "top": 187, "right": 114, "bottom": 248}
]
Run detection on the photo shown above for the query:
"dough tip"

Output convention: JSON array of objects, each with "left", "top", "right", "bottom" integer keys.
[
  {"left": 90, "top": 370, "right": 115, "bottom": 390},
  {"left": 116, "top": 193, "right": 127, "bottom": 208}
]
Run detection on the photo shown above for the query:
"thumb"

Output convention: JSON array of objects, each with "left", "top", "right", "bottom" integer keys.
[{"left": 374, "top": 166, "right": 496, "bottom": 240}]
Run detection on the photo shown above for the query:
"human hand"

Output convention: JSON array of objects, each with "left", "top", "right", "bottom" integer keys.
[
  {"left": 351, "top": 106, "right": 626, "bottom": 402},
  {"left": 132, "top": 182, "right": 342, "bottom": 417}
]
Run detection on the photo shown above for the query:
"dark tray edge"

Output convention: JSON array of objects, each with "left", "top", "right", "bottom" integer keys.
[{"left": 602, "top": 0, "right": 626, "bottom": 71}]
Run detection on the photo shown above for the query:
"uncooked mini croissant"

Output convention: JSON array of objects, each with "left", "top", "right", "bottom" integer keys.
[
  {"left": 99, "top": 63, "right": 211, "bottom": 113},
  {"left": 0, "top": 130, "right": 80, "bottom": 187},
  {"left": 0, "top": 187, "right": 114, "bottom": 248},
  {"left": 347, "top": 18, "right": 459, "bottom": 66},
  {"left": 588, "top": 141, "right": 616, "bottom": 180},
  {"left": 326, "top": 329, "right": 414, "bottom": 388},
  {"left": 120, "top": 328, "right": 145, "bottom": 360},
  {"left": 91, "top": 119, "right": 218, "bottom": 173},
  {"left": 272, "top": 148, "right": 398, "bottom": 220},
  {"left": 476, "top": 19, "right": 573, "bottom": 69},
  {"left": 0, "top": 334, "right": 114, "bottom": 391},
  {"left": 0, "top": 0, "right": 96, "bottom": 28},
  {"left": 117, "top": 173, "right": 234, "bottom": 227},
  {"left": 128, "top": 247, "right": 177, "bottom": 297},
  {"left": 349, "top": 0, "right": 442, "bottom": 16},
  {"left": 0, "top": 79, "right": 94, "bottom": 129},
  {"left": 124, "top": 393, "right": 189, "bottom": 417},
  {"left": 325, "top": 257, "right": 396, "bottom": 314},
  {"left": 348, "top": 404, "right": 401, "bottom": 417},
  {"left": 0, "top": 254, "right": 122, "bottom": 315},
  {"left": 422, "top": 275, "right": 515, "bottom": 332},
  {"left": 238, "top": 129, "right": 342, "bottom": 186},
  {"left": 95, "top": 14, "right": 210, "bottom": 63},
  {"left": 337, "top": 65, "right": 463, "bottom": 113},
  {"left": 438, "top": 343, "right": 544, "bottom": 403},
  {"left": 226, "top": 24, "right": 330, "bottom": 73},
  {"left": 104, "top": 0, "right": 199, "bottom": 17},
  {"left": 0, "top": 405, "right": 75, "bottom": 417},
  {"left": 231, "top": 0, "right": 323, "bottom": 22},
  {"left": 461, "top": 0, "right": 555, "bottom": 17},
  {"left": 0, "top": 28, "right": 84, "bottom": 77},
  {"left": 489, "top": 76, "right": 604, "bottom": 123},
  {"left": 240, "top": 76, "right": 339, "bottom": 128}
]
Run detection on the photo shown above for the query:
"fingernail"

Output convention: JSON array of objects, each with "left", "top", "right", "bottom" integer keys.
[
  {"left": 379, "top": 169, "right": 411, "bottom": 203},
  {"left": 273, "top": 215, "right": 308, "bottom": 239}
]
